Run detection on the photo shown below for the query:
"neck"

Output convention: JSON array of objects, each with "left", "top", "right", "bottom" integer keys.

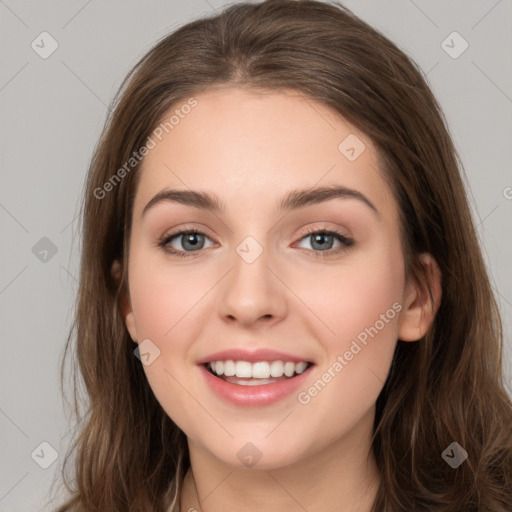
[{"left": 178, "top": 413, "right": 381, "bottom": 512}]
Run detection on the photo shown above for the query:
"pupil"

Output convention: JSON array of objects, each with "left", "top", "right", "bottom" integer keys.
[
  {"left": 183, "top": 233, "right": 203, "bottom": 250},
  {"left": 312, "top": 233, "right": 331, "bottom": 250}
]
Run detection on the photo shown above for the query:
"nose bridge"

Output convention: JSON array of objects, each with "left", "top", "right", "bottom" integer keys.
[{"left": 218, "top": 233, "right": 286, "bottom": 325}]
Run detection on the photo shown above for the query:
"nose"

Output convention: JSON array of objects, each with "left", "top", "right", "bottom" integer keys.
[{"left": 217, "top": 243, "right": 288, "bottom": 329}]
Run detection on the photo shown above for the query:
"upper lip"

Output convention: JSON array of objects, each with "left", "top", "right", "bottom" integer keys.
[{"left": 196, "top": 348, "right": 315, "bottom": 365}]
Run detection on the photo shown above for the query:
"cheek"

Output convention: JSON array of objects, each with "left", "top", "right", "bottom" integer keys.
[
  {"left": 294, "top": 243, "right": 405, "bottom": 346},
  {"left": 127, "top": 253, "right": 206, "bottom": 432},
  {"left": 128, "top": 249, "right": 209, "bottom": 342},
  {"left": 290, "top": 263, "right": 403, "bottom": 448},
  {"left": 291, "top": 240, "right": 404, "bottom": 403}
]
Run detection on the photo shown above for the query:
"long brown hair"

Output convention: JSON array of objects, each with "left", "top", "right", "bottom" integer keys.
[{"left": 52, "top": 1, "right": 512, "bottom": 510}]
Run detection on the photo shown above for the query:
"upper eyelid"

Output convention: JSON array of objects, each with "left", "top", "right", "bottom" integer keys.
[
  {"left": 161, "top": 226, "right": 351, "bottom": 246},
  {"left": 160, "top": 229, "right": 351, "bottom": 261}
]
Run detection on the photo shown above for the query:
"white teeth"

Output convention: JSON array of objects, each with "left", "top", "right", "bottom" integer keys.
[
  {"left": 295, "top": 362, "right": 308, "bottom": 374},
  {"left": 283, "top": 362, "right": 295, "bottom": 377},
  {"left": 270, "top": 360, "right": 284, "bottom": 377},
  {"left": 223, "top": 360, "right": 236, "bottom": 377},
  {"left": 252, "top": 361, "right": 270, "bottom": 379},
  {"left": 234, "top": 378, "right": 277, "bottom": 386},
  {"left": 235, "top": 361, "right": 252, "bottom": 378},
  {"left": 207, "top": 360, "right": 311, "bottom": 379}
]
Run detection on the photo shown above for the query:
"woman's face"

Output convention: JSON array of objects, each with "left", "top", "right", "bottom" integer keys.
[{"left": 122, "top": 86, "right": 416, "bottom": 469}]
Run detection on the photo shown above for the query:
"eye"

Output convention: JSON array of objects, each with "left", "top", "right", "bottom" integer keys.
[
  {"left": 158, "top": 229, "right": 215, "bottom": 258},
  {"left": 295, "top": 228, "right": 354, "bottom": 257},
  {"left": 157, "top": 227, "right": 354, "bottom": 258}
]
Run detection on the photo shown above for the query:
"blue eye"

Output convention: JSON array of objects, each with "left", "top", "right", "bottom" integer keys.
[
  {"left": 158, "top": 230, "right": 213, "bottom": 258},
  {"left": 158, "top": 228, "right": 354, "bottom": 258},
  {"left": 296, "top": 228, "right": 354, "bottom": 256}
]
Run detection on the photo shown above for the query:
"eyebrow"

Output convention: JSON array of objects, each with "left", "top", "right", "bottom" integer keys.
[{"left": 141, "top": 185, "right": 379, "bottom": 218}]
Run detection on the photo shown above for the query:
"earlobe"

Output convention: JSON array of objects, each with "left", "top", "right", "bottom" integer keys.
[
  {"left": 111, "top": 260, "right": 139, "bottom": 343},
  {"left": 397, "top": 253, "right": 442, "bottom": 342},
  {"left": 124, "top": 309, "right": 139, "bottom": 344}
]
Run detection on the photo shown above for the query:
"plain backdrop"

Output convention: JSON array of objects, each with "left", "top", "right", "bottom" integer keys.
[{"left": 1, "top": 1, "right": 511, "bottom": 510}]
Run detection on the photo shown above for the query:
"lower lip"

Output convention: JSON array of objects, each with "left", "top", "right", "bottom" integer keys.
[{"left": 199, "top": 364, "right": 314, "bottom": 407}]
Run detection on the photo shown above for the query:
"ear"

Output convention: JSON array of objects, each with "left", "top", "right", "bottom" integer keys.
[
  {"left": 111, "top": 260, "right": 138, "bottom": 343},
  {"left": 397, "top": 253, "right": 442, "bottom": 342}
]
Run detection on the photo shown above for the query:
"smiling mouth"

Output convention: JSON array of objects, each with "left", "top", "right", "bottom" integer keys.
[{"left": 203, "top": 361, "right": 314, "bottom": 386}]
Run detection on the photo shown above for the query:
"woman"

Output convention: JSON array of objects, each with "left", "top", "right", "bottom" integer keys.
[{"left": 54, "top": 1, "right": 512, "bottom": 510}]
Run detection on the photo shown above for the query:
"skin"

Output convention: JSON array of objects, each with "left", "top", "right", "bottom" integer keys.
[{"left": 115, "top": 86, "right": 441, "bottom": 512}]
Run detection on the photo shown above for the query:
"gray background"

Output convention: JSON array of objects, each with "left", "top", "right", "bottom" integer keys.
[{"left": 1, "top": 1, "right": 511, "bottom": 510}]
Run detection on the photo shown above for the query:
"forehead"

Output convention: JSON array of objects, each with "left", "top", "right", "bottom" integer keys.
[{"left": 133, "top": 87, "right": 396, "bottom": 222}]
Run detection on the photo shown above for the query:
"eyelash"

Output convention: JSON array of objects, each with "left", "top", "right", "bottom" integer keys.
[{"left": 157, "top": 227, "right": 354, "bottom": 259}]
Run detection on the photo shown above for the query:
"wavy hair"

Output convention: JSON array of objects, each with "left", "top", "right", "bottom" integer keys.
[{"left": 52, "top": 1, "right": 512, "bottom": 510}]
